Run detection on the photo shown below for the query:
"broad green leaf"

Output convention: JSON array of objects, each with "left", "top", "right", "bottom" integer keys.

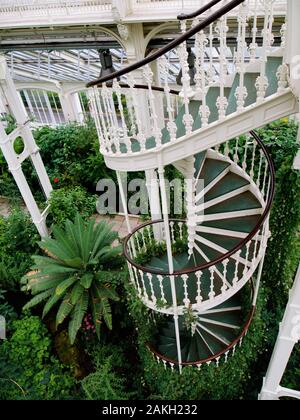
[
  {"left": 80, "top": 273, "right": 93, "bottom": 289},
  {"left": 55, "top": 277, "right": 77, "bottom": 296},
  {"left": 68, "top": 291, "right": 89, "bottom": 344},
  {"left": 23, "top": 289, "right": 54, "bottom": 310},
  {"left": 56, "top": 292, "right": 74, "bottom": 326},
  {"left": 43, "top": 293, "right": 63, "bottom": 318},
  {"left": 70, "top": 282, "right": 84, "bottom": 305}
]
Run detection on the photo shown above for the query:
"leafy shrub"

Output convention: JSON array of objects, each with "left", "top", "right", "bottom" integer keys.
[
  {"left": 81, "top": 356, "right": 129, "bottom": 400},
  {"left": 33, "top": 122, "right": 116, "bottom": 192},
  {"left": 0, "top": 315, "right": 75, "bottom": 400},
  {"left": 0, "top": 290, "right": 17, "bottom": 332},
  {"left": 22, "top": 214, "right": 125, "bottom": 344},
  {"left": 0, "top": 209, "right": 40, "bottom": 291},
  {"left": 47, "top": 186, "right": 97, "bottom": 228}
]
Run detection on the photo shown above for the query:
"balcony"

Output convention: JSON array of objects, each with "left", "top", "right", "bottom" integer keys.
[{"left": 0, "top": 0, "right": 287, "bottom": 29}]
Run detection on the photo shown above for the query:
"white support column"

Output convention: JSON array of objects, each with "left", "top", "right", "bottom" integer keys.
[
  {"left": 116, "top": 170, "right": 132, "bottom": 234},
  {"left": 287, "top": 0, "right": 300, "bottom": 97},
  {"left": 0, "top": 121, "right": 48, "bottom": 237},
  {"left": 158, "top": 160, "right": 183, "bottom": 373},
  {"left": 145, "top": 169, "right": 163, "bottom": 240},
  {"left": 259, "top": 264, "right": 300, "bottom": 400},
  {"left": 58, "top": 90, "right": 77, "bottom": 123},
  {"left": 72, "top": 92, "right": 85, "bottom": 124},
  {"left": 0, "top": 54, "right": 52, "bottom": 236}
]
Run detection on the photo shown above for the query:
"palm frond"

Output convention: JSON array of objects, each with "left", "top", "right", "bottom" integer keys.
[
  {"left": 23, "top": 289, "right": 54, "bottom": 310},
  {"left": 56, "top": 292, "right": 74, "bottom": 326},
  {"left": 55, "top": 276, "right": 77, "bottom": 296},
  {"left": 68, "top": 291, "right": 89, "bottom": 344}
]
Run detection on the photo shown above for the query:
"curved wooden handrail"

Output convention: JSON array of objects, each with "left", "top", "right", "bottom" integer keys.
[
  {"left": 123, "top": 130, "right": 275, "bottom": 276},
  {"left": 177, "top": 0, "right": 223, "bottom": 21},
  {"left": 86, "top": 0, "right": 246, "bottom": 88}
]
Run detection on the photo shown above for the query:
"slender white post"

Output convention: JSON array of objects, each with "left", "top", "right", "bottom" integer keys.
[
  {"left": 259, "top": 264, "right": 300, "bottom": 400},
  {"left": 145, "top": 169, "right": 163, "bottom": 240},
  {"left": 158, "top": 161, "right": 183, "bottom": 372},
  {"left": 116, "top": 171, "right": 132, "bottom": 234}
]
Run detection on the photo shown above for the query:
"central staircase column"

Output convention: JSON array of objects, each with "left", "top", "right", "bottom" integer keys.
[{"left": 158, "top": 161, "right": 183, "bottom": 372}]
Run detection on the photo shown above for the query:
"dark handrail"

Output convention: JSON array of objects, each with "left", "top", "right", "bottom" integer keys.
[
  {"left": 177, "top": 0, "right": 223, "bottom": 21},
  {"left": 86, "top": 0, "right": 246, "bottom": 88},
  {"left": 123, "top": 130, "right": 275, "bottom": 276}
]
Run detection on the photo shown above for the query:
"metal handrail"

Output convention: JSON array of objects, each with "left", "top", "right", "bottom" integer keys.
[
  {"left": 177, "top": 0, "right": 223, "bottom": 21},
  {"left": 86, "top": 0, "right": 246, "bottom": 88}
]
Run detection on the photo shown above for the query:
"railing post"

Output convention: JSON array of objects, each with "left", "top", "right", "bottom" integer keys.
[{"left": 158, "top": 160, "right": 183, "bottom": 372}]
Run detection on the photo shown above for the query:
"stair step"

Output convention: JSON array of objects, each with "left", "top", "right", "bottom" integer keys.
[
  {"left": 204, "top": 172, "right": 249, "bottom": 202},
  {"left": 199, "top": 158, "right": 231, "bottom": 188}
]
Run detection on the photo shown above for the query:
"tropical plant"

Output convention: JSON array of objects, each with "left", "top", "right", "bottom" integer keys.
[{"left": 22, "top": 214, "right": 123, "bottom": 344}]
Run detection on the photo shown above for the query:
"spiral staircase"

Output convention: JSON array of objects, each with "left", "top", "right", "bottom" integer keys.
[{"left": 86, "top": 0, "right": 299, "bottom": 372}]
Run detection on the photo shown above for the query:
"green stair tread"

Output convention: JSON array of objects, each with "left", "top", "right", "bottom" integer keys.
[
  {"left": 197, "top": 232, "right": 242, "bottom": 252},
  {"left": 266, "top": 56, "right": 283, "bottom": 97},
  {"left": 196, "top": 328, "right": 225, "bottom": 354},
  {"left": 205, "top": 191, "right": 262, "bottom": 214},
  {"left": 194, "top": 151, "right": 207, "bottom": 177},
  {"left": 205, "top": 172, "right": 249, "bottom": 202},
  {"left": 201, "top": 215, "right": 261, "bottom": 233},
  {"left": 226, "top": 72, "right": 259, "bottom": 115},
  {"left": 200, "top": 158, "right": 230, "bottom": 187}
]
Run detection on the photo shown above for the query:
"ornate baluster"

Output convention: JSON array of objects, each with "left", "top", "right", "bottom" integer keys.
[
  {"left": 208, "top": 24, "right": 214, "bottom": 85},
  {"left": 125, "top": 91, "right": 137, "bottom": 138},
  {"left": 93, "top": 88, "right": 111, "bottom": 153},
  {"left": 158, "top": 56, "right": 177, "bottom": 142},
  {"left": 256, "top": 149, "right": 264, "bottom": 189},
  {"left": 221, "top": 259, "right": 229, "bottom": 294},
  {"left": 102, "top": 83, "right": 120, "bottom": 154},
  {"left": 250, "top": 139, "right": 257, "bottom": 178},
  {"left": 135, "top": 235, "right": 142, "bottom": 254},
  {"left": 130, "top": 237, "right": 137, "bottom": 258},
  {"left": 195, "top": 30, "right": 210, "bottom": 127},
  {"left": 252, "top": 232, "right": 260, "bottom": 266},
  {"left": 216, "top": 16, "right": 229, "bottom": 120},
  {"left": 215, "top": 356, "right": 220, "bottom": 368},
  {"left": 139, "top": 269, "right": 149, "bottom": 301},
  {"left": 158, "top": 275, "right": 167, "bottom": 305},
  {"left": 133, "top": 266, "right": 142, "bottom": 297},
  {"left": 143, "top": 65, "right": 162, "bottom": 148},
  {"left": 147, "top": 273, "right": 157, "bottom": 305},
  {"left": 177, "top": 43, "right": 194, "bottom": 135},
  {"left": 256, "top": 0, "right": 273, "bottom": 103},
  {"left": 262, "top": 158, "right": 268, "bottom": 198},
  {"left": 234, "top": 138, "right": 239, "bottom": 164},
  {"left": 233, "top": 250, "right": 241, "bottom": 287},
  {"left": 224, "top": 140, "right": 230, "bottom": 158},
  {"left": 182, "top": 274, "right": 190, "bottom": 307},
  {"left": 179, "top": 222, "right": 183, "bottom": 240},
  {"left": 242, "top": 136, "right": 249, "bottom": 171},
  {"left": 196, "top": 271, "right": 203, "bottom": 305},
  {"left": 170, "top": 221, "right": 175, "bottom": 243},
  {"left": 89, "top": 89, "right": 105, "bottom": 154},
  {"left": 276, "top": 63, "right": 289, "bottom": 93},
  {"left": 243, "top": 242, "right": 251, "bottom": 276},
  {"left": 141, "top": 228, "right": 147, "bottom": 251},
  {"left": 113, "top": 79, "right": 131, "bottom": 153},
  {"left": 249, "top": 0, "right": 258, "bottom": 62},
  {"left": 209, "top": 267, "right": 216, "bottom": 300},
  {"left": 127, "top": 74, "right": 147, "bottom": 152},
  {"left": 235, "top": 3, "right": 248, "bottom": 113},
  {"left": 224, "top": 351, "right": 229, "bottom": 363},
  {"left": 280, "top": 22, "right": 287, "bottom": 49}
]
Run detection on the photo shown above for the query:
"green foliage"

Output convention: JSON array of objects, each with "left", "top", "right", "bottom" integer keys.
[
  {"left": 81, "top": 355, "right": 129, "bottom": 400},
  {"left": 22, "top": 214, "right": 125, "bottom": 344},
  {"left": 257, "top": 120, "right": 300, "bottom": 328},
  {"left": 0, "top": 290, "right": 17, "bottom": 332},
  {"left": 33, "top": 122, "right": 116, "bottom": 192},
  {"left": 0, "top": 209, "right": 40, "bottom": 291},
  {"left": 130, "top": 287, "right": 267, "bottom": 400},
  {"left": 48, "top": 186, "right": 97, "bottom": 228},
  {"left": 0, "top": 315, "right": 75, "bottom": 400}
]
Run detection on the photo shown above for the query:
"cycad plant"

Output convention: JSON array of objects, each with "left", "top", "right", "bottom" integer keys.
[{"left": 22, "top": 214, "right": 122, "bottom": 344}]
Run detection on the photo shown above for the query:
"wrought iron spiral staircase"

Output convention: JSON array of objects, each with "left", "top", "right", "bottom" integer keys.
[{"left": 86, "top": 0, "right": 294, "bottom": 372}]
